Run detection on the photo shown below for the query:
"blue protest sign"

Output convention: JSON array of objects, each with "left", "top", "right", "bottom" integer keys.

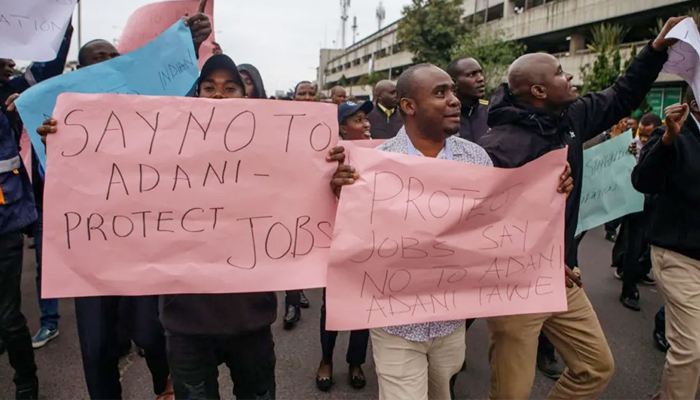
[
  {"left": 16, "top": 20, "right": 199, "bottom": 169},
  {"left": 576, "top": 130, "right": 645, "bottom": 235}
]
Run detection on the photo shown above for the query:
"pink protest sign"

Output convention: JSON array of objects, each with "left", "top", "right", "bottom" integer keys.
[
  {"left": 118, "top": 0, "right": 216, "bottom": 68},
  {"left": 340, "top": 139, "right": 386, "bottom": 165},
  {"left": 43, "top": 93, "right": 338, "bottom": 298},
  {"left": 326, "top": 147, "right": 568, "bottom": 331}
]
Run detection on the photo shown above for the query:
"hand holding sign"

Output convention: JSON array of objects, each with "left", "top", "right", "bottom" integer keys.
[{"left": 653, "top": 16, "right": 690, "bottom": 52}]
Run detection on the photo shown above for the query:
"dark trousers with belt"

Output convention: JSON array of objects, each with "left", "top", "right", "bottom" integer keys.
[
  {"left": 75, "top": 295, "right": 169, "bottom": 399},
  {"left": 320, "top": 289, "right": 369, "bottom": 366},
  {"left": 167, "top": 326, "right": 276, "bottom": 400},
  {"left": 0, "top": 231, "right": 37, "bottom": 391}
]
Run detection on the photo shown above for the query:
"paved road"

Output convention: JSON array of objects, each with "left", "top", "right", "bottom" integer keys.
[{"left": 0, "top": 227, "right": 680, "bottom": 399}]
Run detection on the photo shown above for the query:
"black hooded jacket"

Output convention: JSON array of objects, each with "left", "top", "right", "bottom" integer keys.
[
  {"left": 238, "top": 64, "right": 267, "bottom": 99},
  {"left": 478, "top": 42, "right": 667, "bottom": 268}
]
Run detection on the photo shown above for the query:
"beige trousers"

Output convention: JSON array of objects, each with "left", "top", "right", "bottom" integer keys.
[
  {"left": 652, "top": 246, "right": 700, "bottom": 400},
  {"left": 370, "top": 325, "right": 466, "bottom": 400},
  {"left": 486, "top": 284, "right": 614, "bottom": 399}
]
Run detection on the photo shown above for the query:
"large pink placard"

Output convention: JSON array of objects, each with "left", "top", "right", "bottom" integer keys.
[
  {"left": 43, "top": 93, "right": 338, "bottom": 298},
  {"left": 326, "top": 147, "right": 568, "bottom": 330},
  {"left": 118, "top": 0, "right": 216, "bottom": 68}
]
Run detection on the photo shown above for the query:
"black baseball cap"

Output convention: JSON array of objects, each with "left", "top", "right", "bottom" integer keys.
[
  {"left": 198, "top": 54, "right": 244, "bottom": 89},
  {"left": 338, "top": 100, "right": 373, "bottom": 124}
]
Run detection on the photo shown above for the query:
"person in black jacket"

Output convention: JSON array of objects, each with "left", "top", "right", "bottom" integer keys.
[
  {"left": 477, "top": 16, "right": 683, "bottom": 400},
  {"left": 632, "top": 87, "right": 700, "bottom": 400},
  {"left": 446, "top": 56, "right": 489, "bottom": 144},
  {"left": 367, "top": 80, "right": 403, "bottom": 139}
]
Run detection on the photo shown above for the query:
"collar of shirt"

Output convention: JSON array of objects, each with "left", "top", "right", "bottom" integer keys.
[
  {"left": 377, "top": 103, "right": 395, "bottom": 118},
  {"left": 405, "top": 134, "right": 453, "bottom": 160}
]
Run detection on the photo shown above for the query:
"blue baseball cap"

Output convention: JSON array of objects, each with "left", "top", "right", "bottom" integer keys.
[{"left": 338, "top": 100, "right": 373, "bottom": 124}]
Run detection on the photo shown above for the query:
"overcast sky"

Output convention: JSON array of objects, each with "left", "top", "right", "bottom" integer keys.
[{"left": 67, "top": 0, "right": 410, "bottom": 94}]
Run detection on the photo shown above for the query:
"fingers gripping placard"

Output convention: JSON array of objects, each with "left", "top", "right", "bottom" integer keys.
[
  {"left": 326, "top": 148, "right": 568, "bottom": 331},
  {"left": 43, "top": 93, "right": 338, "bottom": 298}
]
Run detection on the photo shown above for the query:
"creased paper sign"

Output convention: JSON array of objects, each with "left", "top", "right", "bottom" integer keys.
[
  {"left": 663, "top": 17, "right": 700, "bottom": 103},
  {"left": 576, "top": 130, "right": 644, "bottom": 235},
  {"left": 42, "top": 93, "right": 338, "bottom": 298},
  {"left": 118, "top": 0, "right": 216, "bottom": 69},
  {"left": 0, "top": 0, "right": 77, "bottom": 61},
  {"left": 341, "top": 139, "right": 386, "bottom": 165},
  {"left": 17, "top": 21, "right": 198, "bottom": 170},
  {"left": 326, "top": 147, "right": 567, "bottom": 331}
]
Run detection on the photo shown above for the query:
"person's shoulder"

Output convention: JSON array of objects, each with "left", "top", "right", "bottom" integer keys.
[
  {"left": 376, "top": 133, "right": 406, "bottom": 154},
  {"left": 448, "top": 135, "right": 493, "bottom": 167}
]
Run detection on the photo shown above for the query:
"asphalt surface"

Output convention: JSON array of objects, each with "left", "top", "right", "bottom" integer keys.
[{"left": 0, "top": 227, "right": 684, "bottom": 399}]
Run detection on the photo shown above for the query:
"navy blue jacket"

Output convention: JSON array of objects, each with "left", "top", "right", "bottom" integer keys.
[{"left": 0, "top": 26, "right": 72, "bottom": 235}]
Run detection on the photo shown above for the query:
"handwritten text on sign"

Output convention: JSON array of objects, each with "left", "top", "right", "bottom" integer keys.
[
  {"left": 576, "top": 130, "right": 644, "bottom": 235},
  {"left": 0, "top": 0, "right": 76, "bottom": 61},
  {"left": 326, "top": 147, "right": 567, "bottom": 331},
  {"left": 42, "top": 93, "right": 339, "bottom": 298}
]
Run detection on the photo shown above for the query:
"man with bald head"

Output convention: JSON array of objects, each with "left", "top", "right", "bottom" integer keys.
[
  {"left": 330, "top": 85, "right": 347, "bottom": 105},
  {"left": 367, "top": 79, "right": 403, "bottom": 139},
  {"left": 478, "top": 17, "right": 685, "bottom": 399}
]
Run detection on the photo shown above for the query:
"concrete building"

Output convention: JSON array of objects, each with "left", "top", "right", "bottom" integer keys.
[{"left": 317, "top": 0, "right": 694, "bottom": 115}]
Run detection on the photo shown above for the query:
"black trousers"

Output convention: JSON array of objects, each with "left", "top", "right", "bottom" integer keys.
[
  {"left": 611, "top": 222, "right": 626, "bottom": 268},
  {"left": 285, "top": 290, "right": 300, "bottom": 307},
  {"left": 621, "top": 212, "right": 647, "bottom": 293},
  {"left": 320, "top": 289, "right": 368, "bottom": 366},
  {"left": 75, "top": 295, "right": 169, "bottom": 399},
  {"left": 0, "top": 231, "right": 37, "bottom": 391},
  {"left": 167, "top": 326, "right": 276, "bottom": 400}
]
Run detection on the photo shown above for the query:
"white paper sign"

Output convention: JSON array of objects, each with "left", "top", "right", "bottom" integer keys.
[
  {"left": 0, "top": 0, "right": 77, "bottom": 61},
  {"left": 663, "top": 18, "right": 700, "bottom": 101}
]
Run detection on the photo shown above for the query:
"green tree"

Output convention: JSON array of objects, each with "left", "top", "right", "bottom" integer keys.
[
  {"left": 451, "top": 27, "right": 526, "bottom": 95},
  {"left": 579, "top": 23, "right": 629, "bottom": 94},
  {"left": 398, "top": 0, "right": 467, "bottom": 69},
  {"left": 358, "top": 70, "right": 389, "bottom": 87}
]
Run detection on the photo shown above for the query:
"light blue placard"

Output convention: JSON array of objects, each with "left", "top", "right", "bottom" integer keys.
[
  {"left": 576, "top": 130, "right": 644, "bottom": 235},
  {"left": 16, "top": 20, "right": 199, "bottom": 169}
]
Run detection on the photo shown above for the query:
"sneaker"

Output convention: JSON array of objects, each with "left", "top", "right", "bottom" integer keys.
[
  {"left": 639, "top": 273, "right": 656, "bottom": 285},
  {"left": 536, "top": 350, "right": 563, "bottom": 380},
  {"left": 619, "top": 292, "right": 641, "bottom": 311},
  {"left": 32, "top": 327, "right": 59, "bottom": 349}
]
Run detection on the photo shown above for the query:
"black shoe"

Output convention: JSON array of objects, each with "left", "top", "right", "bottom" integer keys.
[
  {"left": 639, "top": 273, "right": 656, "bottom": 286},
  {"left": 283, "top": 305, "right": 300, "bottom": 330},
  {"left": 0, "top": 337, "right": 5, "bottom": 356},
  {"left": 300, "top": 291, "right": 310, "bottom": 309},
  {"left": 15, "top": 378, "right": 38, "bottom": 400},
  {"left": 654, "top": 330, "right": 670, "bottom": 352},
  {"left": 605, "top": 231, "right": 617, "bottom": 242},
  {"left": 349, "top": 365, "right": 366, "bottom": 390},
  {"left": 536, "top": 350, "right": 563, "bottom": 380},
  {"left": 620, "top": 291, "right": 641, "bottom": 311},
  {"left": 316, "top": 361, "right": 333, "bottom": 392}
]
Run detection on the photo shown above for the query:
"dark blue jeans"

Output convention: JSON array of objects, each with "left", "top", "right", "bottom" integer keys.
[{"left": 34, "top": 206, "right": 59, "bottom": 330}]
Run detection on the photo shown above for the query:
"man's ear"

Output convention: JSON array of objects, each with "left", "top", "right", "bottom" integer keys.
[
  {"left": 692, "top": 99, "right": 699, "bottom": 114},
  {"left": 339, "top": 124, "right": 347, "bottom": 138},
  {"left": 400, "top": 98, "right": 416, "bottom": 116},
  {"left": 531, "top": 85, "right": 547, "bottom": 100}
]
